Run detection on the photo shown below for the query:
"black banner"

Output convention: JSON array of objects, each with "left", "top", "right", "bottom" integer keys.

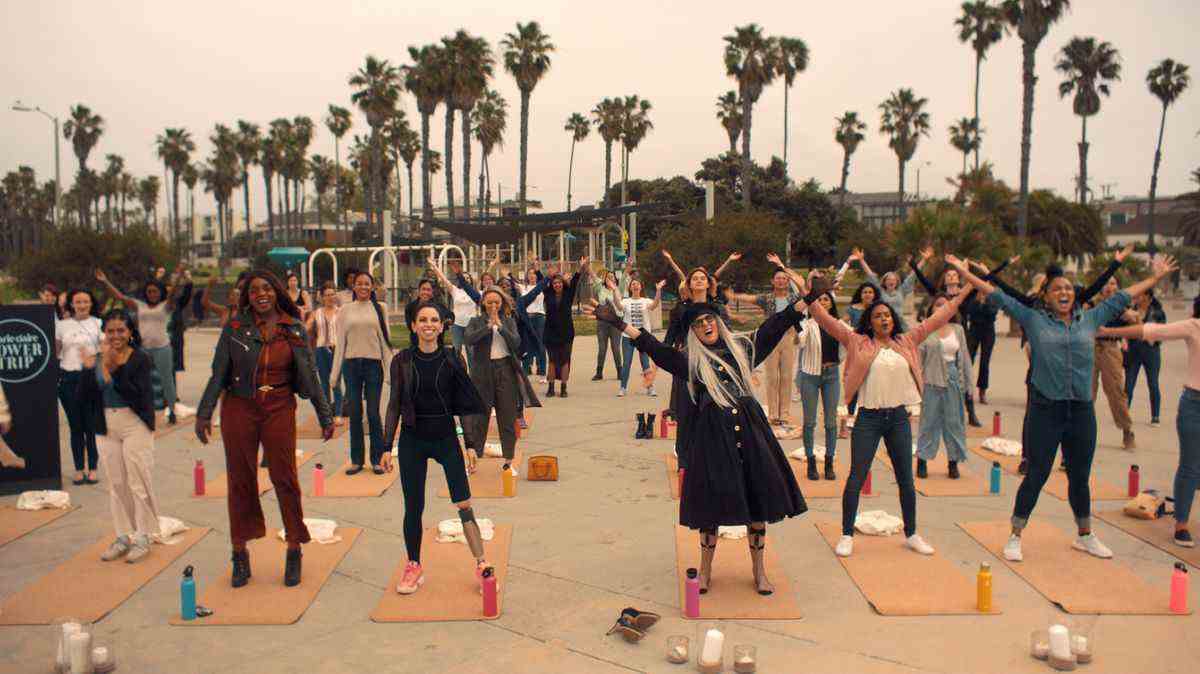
[{"left": 0, "top": 305, "right": 61, "bottom": 495}]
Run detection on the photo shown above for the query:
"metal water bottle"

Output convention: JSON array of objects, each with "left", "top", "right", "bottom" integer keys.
[
  {"left": 180, "top": 565, "right": 197, "bottom": 621},
  {"left": 502, "top": 465, "right": 516, "bottom": 497},
  {"left": 193, "top": 460, "right": 205, "bottom": 496},
  {"left": 976, "top": 562, "right": 992, "bottom": 612},
  {"left": 1128, "top": 464, "right": 1140, "bottom": 498},
  {"left": 481, "top": 566, "right": 498, "bottom": 617},
  {"left": 992, "top": 411, "right": 1001, "bottom": 436},
  {"left": 313, "top": 463, "right": 326, "bottom": 497},
  {"left": 990, "top": 462, "right": 1002, "bottom": 494},
  {"left": 685, "top": 567, "right": 701, "bottom": 618},
  {"left": 1170, "top": 562, "right": 1189, "bottom": 614}
]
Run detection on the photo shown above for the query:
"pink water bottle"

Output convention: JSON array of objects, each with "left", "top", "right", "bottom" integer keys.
[
  {"left": 685, "top": 567, "right": 701, "bottom": 618},
  {"left": 992, "top": 411, "right": 1001, "bottom": 436},
  {"left": 1128, "top": 464, "right": 1140, "bottom": 498},
  {"left": 193, "top": 460, "right": 206, "bottom": 496},
  {"left": 1170, "top": 562, "right": 1189, "bottom": 614},
  {"left": 481, "top": 566, "right": 499, "bottom": 617},
  {"left": 313, "top": 463, "right": 326, "bottom": 497}
]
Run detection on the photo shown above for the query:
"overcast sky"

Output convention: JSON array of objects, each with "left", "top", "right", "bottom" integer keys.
[{"left": 3, "top": 0, "right": 1198, "bottom": 222}]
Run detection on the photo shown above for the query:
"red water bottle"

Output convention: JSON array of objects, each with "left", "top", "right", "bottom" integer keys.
[
  {"left": 1170, "top": 562, "right": 1189, "bottom": 614},
  {"left": 193, "top": 460, "right": 205, "bottom": 496},
  {"left": 992, "top": 411, "right": 1001, "bottom": 437},
  {"left": 313, "top": 463, "right": 326, "bottom": 497},
  {"left": 862, "top": 470, "right": 872, "bottom": 495},
  {"left": 1128, "top": 464, "right": 1140, "bottom": 498},
  {"left": 481, "top": 566, "right": 498, "bottom": 617}
]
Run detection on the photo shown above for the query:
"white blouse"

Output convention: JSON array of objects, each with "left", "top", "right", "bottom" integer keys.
[
  {"left": 449, "top": 286, "right": 478, "bottom": 328},
  {"left": 56, "top": 316, "right": 103, "bottom": 372},
  {"left": 858, "top": 347, "right": 921, "bottom": 410},
  {"left": 939, "top": 331, "right": 959, "bottom": 363},
  {"left": 489, "top": 325, "right": 510, "bottom": 360}
]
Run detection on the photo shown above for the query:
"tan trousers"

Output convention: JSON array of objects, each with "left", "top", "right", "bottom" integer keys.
[
  {"left": 1092, "top": 340, "right": 1132, "bottom": 432},
  {"left": 763, "top": 328, "right": 797, "bottom": 423},
  {"left": 97, "top": 408, "right": 162, "bottom": 540}
]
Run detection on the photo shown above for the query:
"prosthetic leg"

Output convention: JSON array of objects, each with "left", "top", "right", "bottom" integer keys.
[
  {"left": 460, "top": 507, "right": 494, "bottom": 591},
  {"left": 698, "top": 528, "right": 717, "bottom": 594},
  {"left": 748, "top": 524, "right": 774, "bottom": 595}
]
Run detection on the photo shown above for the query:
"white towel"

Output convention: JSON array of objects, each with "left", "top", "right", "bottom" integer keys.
[
  {"left": 16, "top": 490, "right": 70, "bottom": 510},
  {"left": 982, "top": 436, "right": 1022, "bottom": 456},
  {"left": 718, "top": 525, "right": 747, "bottom": 540},
  {"left": 482, "top": 443, "right": 504, "bottom": 458},
  {"left": 436, "top": 518, "right": 496, "bottom": 544},
  {"left": 276, "top": 518, "right": 342, "bottom": 544},
  {"left": 854, "top": 510, "right": 902, "bottom": 536},
  {"left": 153, "top": 516, "right": 189, "bottom": 545}
]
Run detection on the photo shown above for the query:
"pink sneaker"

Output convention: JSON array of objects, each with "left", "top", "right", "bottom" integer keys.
[{"left": 396, "top": 561, "right": 424, "bottom": 594}]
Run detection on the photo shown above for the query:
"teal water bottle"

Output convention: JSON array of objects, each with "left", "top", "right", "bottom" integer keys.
[
  {"left": 990, "top": 462, "right": 1002, "bottom": 494},
  {"left": 181, "top": 565, "right": 197, "bottom": 620}
]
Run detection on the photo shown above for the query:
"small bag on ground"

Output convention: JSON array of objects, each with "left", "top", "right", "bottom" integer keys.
[{"left": 526, "top": 455, "right": 558, "bottom": 481}]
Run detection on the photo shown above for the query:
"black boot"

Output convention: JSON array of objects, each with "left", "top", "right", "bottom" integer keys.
[
  {"left": 559, "top": 383, "right": 568, "bottom": 398},
  {"left": 948, "top": 461, "right": 960, "bottom": 479},
  {"left": 284, "top": 548, "right": 303, "bottom": 587},
  {"left": 965, "top": 395, "right": 983, "bottom": 428},
  {"left": 824, "top": 455, "right": 836, "bottom": 480},
  {"left": 916, "top": 458, "right": 928, "bottom": 479},
  {"left": 231, "top": 549, "right": 251, "bottom": 588},
  {"left": 806, "top": 459, "right": 819, "bottom": 480},
  {"left": 645, "top": 414, "right": 656, "bottom": 438},
  {"left": 545, "top": 382, "right": 556, "bottom": 398},
  {"left": 592, "top": 368, "right": 603, "bottom": 381},
  {"left": 635, "top": 413, "right": 647, "bottom": 439}
]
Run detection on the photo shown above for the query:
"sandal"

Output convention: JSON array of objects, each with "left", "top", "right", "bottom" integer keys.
[
  {"left": 605, "top": 614, "right": 646, "bottom": 643},
  {"left": 621, "top": 607, "right": 661, "bottom": 632}
]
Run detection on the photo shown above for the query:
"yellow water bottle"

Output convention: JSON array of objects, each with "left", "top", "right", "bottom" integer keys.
[
  {"left": 977, "top": 562, "right": 992, "bottom": 612},
  {"left": 502, "top": 465, "right": 516, "bottom": 497}
]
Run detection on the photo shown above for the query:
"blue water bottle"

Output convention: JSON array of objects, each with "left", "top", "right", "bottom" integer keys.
[
  {"left": 990, "top": 462, "right": 1002, "bottom": 494},
  {"left": 181, "top": 565, "right": 197, "bottom": 620}
]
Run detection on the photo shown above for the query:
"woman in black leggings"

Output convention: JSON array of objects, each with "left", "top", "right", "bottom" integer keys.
[{"left": 381, "top": 303, "right": 491, "bottom": 595}]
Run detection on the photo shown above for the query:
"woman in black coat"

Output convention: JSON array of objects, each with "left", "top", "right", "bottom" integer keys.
[{"left": 541, "top": 256, "right": 590, "bottom": 398}]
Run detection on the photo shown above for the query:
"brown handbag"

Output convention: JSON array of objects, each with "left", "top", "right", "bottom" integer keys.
[{"left": 526, "top": 455, "right": 559, "bottom": 481}]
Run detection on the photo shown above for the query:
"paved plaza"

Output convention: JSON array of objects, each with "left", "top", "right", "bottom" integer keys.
[{"left": 1, "top": 311, "right": 1197, "bottom": 674}]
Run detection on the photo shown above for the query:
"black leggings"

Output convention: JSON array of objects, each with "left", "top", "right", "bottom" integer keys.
[
  {"left": 967, "top": 330, "right": 995, "bottom": 391},
  {"left": 397, "top": 430, "right": 472, "bottom": 563}
]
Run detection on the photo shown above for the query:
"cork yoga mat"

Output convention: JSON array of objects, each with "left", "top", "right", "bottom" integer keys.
[
  {"left": 1095, "top": 510, "right": 1200, "bottom": 569},
  {"left": 196, "top": 452, "right": 314, "bottom": 499},
  {"left": 310, "top": 461, "right": 399, "bottom": 498},
  {"left": 959, "top": 520, "right": 1188, "bottom": 615},
  {"left": 664, "top": 454, "right": 681, "bottom": 499},
  {"left": 814, "top": 520, "right": 1000, "bottom": 616},
  {"left": 787, "top": 455, "right": 876, "bottom": 500},
  {"left": 371, "top": 524, "right": 513, "bottom": 622},
  {"left": 171, "top": 527, "right": 361, "bottom": 626},
  {"left": 0, "top": 527, "right": 211, "bottom": 625},
  {"left": 488, "top": 410, "right": 534, "bottom": 439},
  {"left": 297, "top": 416, "right": 347, "bottom": 440},
  {"left": 673, "top": 525, "right": 802, "bottom": 620},
  {"left": 968, "top": 446, "right": 1126, "bottom": 502},
  {"left": 0, "top": 506, "right": 76, "bottom": 548},
  {"left": 888, "top": 452, "right": 993, "bottom": 497},
  {"left": 436, "top": 450, "right": 522, "bottom": 499}
]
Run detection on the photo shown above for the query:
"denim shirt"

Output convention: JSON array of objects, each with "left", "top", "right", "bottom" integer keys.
[{"left": 988, "top": 289, "right": 1131, "bottom": 401}]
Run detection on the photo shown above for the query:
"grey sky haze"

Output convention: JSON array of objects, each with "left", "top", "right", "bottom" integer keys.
[{"left": 3, "top": 0, "right": 1198, "bottom": 222}]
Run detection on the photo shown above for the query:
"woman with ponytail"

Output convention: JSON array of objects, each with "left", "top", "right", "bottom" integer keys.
[{"left": 331, "top": 271, "right": 392, "bottom": 475}]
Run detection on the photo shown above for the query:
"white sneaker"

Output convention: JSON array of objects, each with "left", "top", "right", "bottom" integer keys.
[
  {"left": 835, "top": 535, "right": 854, "bottom": 557},
  {"left": 647, "top": 386, "right": 657, "bottom": 397},
  {"left": 1003, "top": 534, "right": 1023, "bottom": 561},
  {"left": 905, "top": 534, "right": 935, "bottom": 555},
  {"left": 100, "top": 536, "right": 131, "bottom": 562},
  {"left": 1073, "top": 533, "right": 1113, "bottom": 559},
  {"left": 617, "top": 388, "right": 626, "bottom": 397}
]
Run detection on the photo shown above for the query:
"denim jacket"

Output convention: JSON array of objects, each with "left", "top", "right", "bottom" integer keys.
[{"left": 988, "top": 289, "right": 1131, "bottom": 401}]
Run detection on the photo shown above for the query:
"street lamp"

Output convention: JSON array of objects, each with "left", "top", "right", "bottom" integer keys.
[
  {"left": 11, "top": 100, "right": 62, "bottom": 229},
  {"left": 914, "top": 160, "right": 933, "bottom": 204}
]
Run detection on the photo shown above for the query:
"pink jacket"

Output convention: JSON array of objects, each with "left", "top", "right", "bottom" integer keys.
[{"left": 808, "top": 293, "right": 967, "bottom": 405}]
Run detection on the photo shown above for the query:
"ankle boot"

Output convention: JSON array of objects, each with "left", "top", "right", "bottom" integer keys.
[
  {"left": 948, "top": 461, "right": 960, "bottom": 479},
  {"left": 824, "top": 455, "right": 836, "bottom": 480},
  {"left": 916, "top": 458, "right": 928, "bottom": 479},
  {"left": 978, "top": 388, "right": 988, "bottom": 405},
  {"left": 559, "top": 383, "right": 568, "bottom": 398},
  {"left": 698, "top": 532, "right": 717, "bottom": 594},
  {"left": 748, "top": 526, "right": 774, "bottom": 595},
  {"left": 592, "top": 369, "right": 603, "bottom": 381},
  {"left": 545, "top": 382, "right": 556, "bottom": 398},
  {"left": 231, "top": 549, "right": 251, "bottom": 588},
  {"left": 635, "top": 413, "right": 647, "bottom": 439},
  {"left": 284, "top": 548, "right": 303, "bottom": 587},
  {"left": 645, "top": 414, "right": 656, "bottom": 438},
  {"left": 806, "top": 459, "right": 819, "bottom": 480},
  {"left": 965, "top": 395, "right": 983, "bottom": 428}
]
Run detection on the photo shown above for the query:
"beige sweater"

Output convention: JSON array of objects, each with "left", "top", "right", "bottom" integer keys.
[{"left": 331, "top": 300, "right": 392, "bottom": 385}]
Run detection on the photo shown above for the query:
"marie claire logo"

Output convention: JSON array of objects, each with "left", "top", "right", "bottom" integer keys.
[{"left": 0, "top": 319, "right": 51, "bottom": 384}]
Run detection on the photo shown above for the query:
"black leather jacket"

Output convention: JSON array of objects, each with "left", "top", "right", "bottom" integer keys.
[
  {"left": 383, "top": 346, "right": 485, "bottom": 450},
  {"left": 197, "top": 310, "right": 333, "bottom": 427}
]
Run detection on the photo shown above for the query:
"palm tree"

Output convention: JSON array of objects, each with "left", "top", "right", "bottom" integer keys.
[
  {"left": 774, "top": 36, "right": 810, "bottom": 174},
  {"left": 444, "top": 30, "right": 495, "bottom": 220},
  {"left": 137, "top": 176, "right": 160, "bottom": 227},
  {"left": 155, "top": 127, "right": 195, "bottom": 250},
  {"left": 404, "top": 44, "right": 446, "bottom": 235},
  {"left": 1056, "top": 37, "right": 1121, "bottom": 204},
  {"left": 396, "top": 125, "right": 421, "bottom": 229},
  {"left": 350, "top": 55, "right": 403, "bottom": 235},
  {"left": 62, "top": 104, "right": 104, "bottom": 228},
  {"left": 563, "top": 113, "right": 590, "bottom": 210},
  {"left": 181, "top": 163, "right": 197, "bottom": 242},
  {"left": 259, "top": 133, "right": 282, "bottom": 241},
  {"left": 201, "top": 151, "right": 238, "bottom": 262},
  {"left": 879, "top": 88, "right": 931, "bottom": 222},
  {"left": 956, "top": 1, "right": 1007, "bottom": 172},
  {"left": 724, "top": 24, "right": 778, "bottom": 208},
  {"left": 310, "top": 155, "right": 335, "bottom": 227},
  {"left": 118, "top": 171, "right": 136, "bottom": 232},
  {"left": 384, "top": 109, "right": 414, "bottom": 229},
  {"left": 1003, "top": 0, "right": 1072, "bottom": 238},
  {"left": 101, "top": 154, "right": 124, "bottom": 231},
  {"left": 591, "top": 98, "right": 623, "bottom": 206},
  {"left": 324, "top": 105, "right": 353, "bottom": 240},
  {"left": 290, "top": 116, "right": 315, "bottom": 225},
  {"left": 618, "top": 96, "right": 653, "bottom": 216},
  {"left": 1145, "top": 58, "right": 1191, "bottom": 254},
  {"left": 234, "top": 120, "right": 261, "bottom": 238},
  {"left": 834, "top": 112, "right": 867, "bottom": 207},
  {"left": 501, "top": 21, "right": 555, "bottom": 215},
  {"left": 209, "top": 125, "right": 239, "bottom": 247},
  {"left": 949, "top": 117, "right": 983, "bottom": 177},
  {"left": 472, "top": 89, "right": 508, "bottom": 216},
  {"left": 716, "top": 91, "right": 743, "bottom": 155}
]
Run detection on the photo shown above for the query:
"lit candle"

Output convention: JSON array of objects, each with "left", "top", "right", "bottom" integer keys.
[
  {"left": 1071, "top": 634, "right": 1092, "bottom": 664},
  {"left": 68, "top": 631, "right": 91, "bottom": 674},
  {"left": 1048, "top": 624, "right": 1072, "bottom": 663},
  {"left": 669, "top": 645, "right": 688, "bottom": 664},
  {"left": 700, "top": 628, "right": 725, "bottom": 668}
]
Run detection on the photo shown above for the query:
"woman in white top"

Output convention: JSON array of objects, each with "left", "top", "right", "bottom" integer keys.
[
  {"left": 431, "top": 260, "right": 480, "bottom": 364},
  {"left": 57, "top": 288, "right": 104, "bottom": 484},
  {"left": 612, "top": 277, "right": 664, "bottom": 397},
  {"left": 305, "top": 282, "right": 344, "bottom": 422},
  {"left": 518, "top": 266, "right": 548, "bottom": 378},
  {"left": 331, "top": 271, "right": 393, "bottom": 474},
  {"left": 915, "top": 294, "right": 974, "bottom": 479}
]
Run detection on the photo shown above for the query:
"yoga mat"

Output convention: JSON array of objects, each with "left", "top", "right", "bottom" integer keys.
[
  {"left": 297, "top": 416, "right": 346, "bottom": 440},
  {"left": 198, "top": 452, "right": 314, "bottom": 499},
  {"left": 436, "top": 450, "right": 522, "bottom": 499},
  {"left": 170, "top": 527, "right": 362, "bottom": 625},
  {"left": 0, "top": 506, "right": 76, "bottom": 547},
  {"left": 959, "top": 520, "right": 1188, "bottom": 615},
  {"left": 814, "top": 520, "right": 1000, "bottom": 616},
  {"left": 895, "top": 452, "right": 991, "bottom": 497},
  {"left": 0, "top": 527, "right": 210, "bottom": 625},
  {"left": 153, "top": 412, "right": 188, "bottom": 438},
  {"left": 664, "top": 454, "right": 681, "bottom": 499},
  {"left": 786, "top": 456, "right": 876, "bottom": 500},
  {"left": 969, "top": 446, "right": 1126, "bottom": 502},
  {"left": 370, "top": 524, "right": 513, "bottom": 622},
  {"left": 1095, "top": 510, "right": 1200, "bottom": 569},
  {"left": 311, "top": 461, "right": 399, "bottom": 498},
  {"left": 673, "top": 525, "right": 802, "bottom": 620},
  {"left": 967, "top": 426, "right": 998, "bottom": 439}
]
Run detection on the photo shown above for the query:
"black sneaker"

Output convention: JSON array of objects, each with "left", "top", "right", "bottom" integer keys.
[
  {"left": 591, "top": 372, "right": 603, "bottom": 381},
  {"left": 1175, "top": 529, "right": 1195, "bottom": 548},
  {"left": 806, "top": 461, "right": 819, "bottom": 480}
]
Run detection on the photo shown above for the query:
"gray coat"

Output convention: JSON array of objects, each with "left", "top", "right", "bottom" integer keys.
[
  {"left": 917, "top": 323, "right": 973, "bottom": 390},
  {"left": 463, "top": 315, "right": 542, "bottom": 408}
]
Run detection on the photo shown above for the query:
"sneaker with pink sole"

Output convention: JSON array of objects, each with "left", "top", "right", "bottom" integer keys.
[{"left": 396, "top": 561, "right": 424, "bottom": 594}]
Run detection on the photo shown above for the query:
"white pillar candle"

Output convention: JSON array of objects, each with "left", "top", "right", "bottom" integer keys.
[
  {"left": 68, "top": 631, "right": 92, "bottom": 674},
  {"left": 700, "top": 628, "right": 725, "bottom": 666},
  {"left": 1048, "top": 625, "right": 1071, "bottom": 660}
]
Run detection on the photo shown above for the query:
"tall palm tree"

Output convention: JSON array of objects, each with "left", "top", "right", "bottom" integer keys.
[
  {"left": 118, "top": 170, "right": 136, "bottom": 232},
  {"left": 259, "top": 133, "right": 282, "bottom": 241},
  {"left": 956, "top": 1, "right": 1007, "bottom": 172},
  {"left": 324, "top": 105, "right": 353, "bottom": 240},
  {"left": 62, "top": 104, "right": 104, "bottom": 229},
  {"left": 181, "top": 163, "right": 197, "bottom": 243},
  {"left": 404, "top": 44, "right": 446, "bottom": 235},
  {"left": 775, "top": 36, "right": 810, "bottom": 174},
  {"left": 724, "top": 24, "right": 778, "bottom": 208},
  {"left": 290, "top": 116, "right": 315, "bottom": 225},
  {"left": 101, "top": 154, "right": 124, "bottom": 231},
  {"left": 268, "top": 119, "right": 295, "bottom": 240},
  {"left": 879, "top": 88, "right": 931, "bottom": 222},
  {"left": 397, "top": 125, "right": 421, "bottom": 229},
  {"left": 350, "top": 55, "right": 403, "bottom": 235},
  {"left": 1003, "top": 0, "right": 1072, "bottom": 238},
  {"left": 384, "top": 109, "right": 415, "bottom": 229},
  {"left": 591, "top": 97, "right": 623, "bottom": 205},
  {"left": 137, "top": 176, "right": 160, "bottom": 228},
  {"left": 1145, "top": 58, "right": 1191, "bottom": 254},
  {"left": 234, "top": 120, "right": 261, "bottom": 237},
  {"left": 501, "top": 21, "right": 555, "bottom": 215},
  {"left": 310, "top": 155, "right": 335, "bottom": 227},
  {"left": 444, "top": 30, "right": 494, "bottom": 220},
  {"left": 563, "top": 113, "right": 590, "bottom": 210},
  {"left": 949, "top": 117, "right": 983, "bottom": 177},
  {"left": 716, "top": 91, "right": 743, "bottom": 155},
  {"left": 472, "top": 89, "right": 507, "bottom": 216},
  {"left": 155, "top": 127, "right": 195, "bottom": 250},
  {"left": 834, "top": 111, "right": 867, "bottom": 207},
  {"left": 1055, "top": 37, "right": 1121, "bottom": 204},
  {"left": 209, "top": 125, "right": 239, "bottom": 246},
  {"left": 617, "top": 96, "right": 653, "bottom": 216}
]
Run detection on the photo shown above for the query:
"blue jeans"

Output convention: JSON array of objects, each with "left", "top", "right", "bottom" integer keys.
[
  {"left": 844, "top": 406, "right": 916, "bottom": 537},
  {"left": 619, "top": 335, "right": 650, "bottom": 389},
  {"left": 1013, "top": 387, "right": 1096, "bottom": 530},
  {"left": 523, "top": 313, "right": 547, "bottom": 375},
  {"left": 1174, "top": 388, "right": 1200, "bottom": 523},
  {"left": 1125, "top": 343, "right": 1162, "bottom": 420},
  {"left": 917, "top": 362, "right": 967, "bottom": 462},
  {"left": 343, "top": 358, "right": 385, "bottom": 466},
  {"left": 147, "top": 345, "right": 176, "bottom": 410},
  {"left": 314, "top": 347, "right": 343, "bottom": 417},
  {"left": 798, "top": 365, "right": 840, "bottom": 458}
]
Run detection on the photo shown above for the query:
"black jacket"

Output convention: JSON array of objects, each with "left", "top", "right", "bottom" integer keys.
[
  {"left": 463, "top": 315, "right": 542, "bottom": 411},
  {"left": 196, "top": 311, "right": 332, "bottom": 427},
  {"left": 79, "top": 349, "right": 156, "bottom": 433},
  {"left": 383, "top": 346, "right": 486, "bottom": 449}
]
